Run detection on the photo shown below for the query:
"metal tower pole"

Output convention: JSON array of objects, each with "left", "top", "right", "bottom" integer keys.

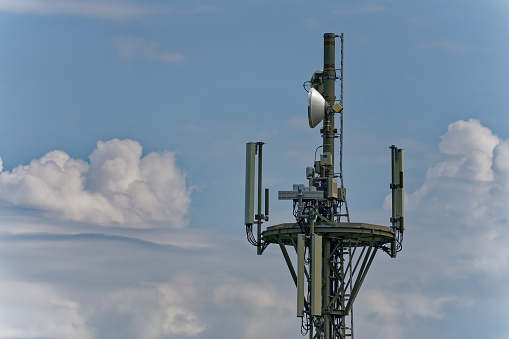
[
  {"left": 256, "top": 142, "right": 264, "bottom": 255},
  {"left": 322, "top": 33, "right": 336, "bottom": 339},
  {"left": 338, "top": 33, "right": 350, "bottom": 223},
  {"left": 322, "top": 33, "right": 336, "bottom": 174}
]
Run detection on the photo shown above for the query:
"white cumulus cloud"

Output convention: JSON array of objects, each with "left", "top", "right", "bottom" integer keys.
[
  {"left": 431, "top": 118, "right": 499, "bottom": 181},
  {"left": 406, "top": 119, "right": 508, "bottom": 226},
  {"left": 0, "top": 139, "right": 191, "bottom": 228},
  {"left": 405, "top": 120, "right": 509, "bottom": 273}
]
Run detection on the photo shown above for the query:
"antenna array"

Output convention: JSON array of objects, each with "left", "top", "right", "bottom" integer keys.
[{"left": 244, "top": 33, "right": 405, "bottom": 339}]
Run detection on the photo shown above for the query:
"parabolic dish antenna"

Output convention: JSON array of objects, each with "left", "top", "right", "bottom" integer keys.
[{"left": 308, "top": 88, "right": 343, "bottom": 128}]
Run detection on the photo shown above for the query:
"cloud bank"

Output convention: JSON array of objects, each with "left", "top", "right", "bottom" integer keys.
[
  {"left": 363, "top": 118, "right": 509, "bottom": 338},
  {"left": 0, "top": 233, "right": 296, "bottom": 339},
  {"left": 2, "top": 119, "right": 509, "bottom": 339},
  {"left": 0, "top": 139, "right": 191, "bottom": 228}
]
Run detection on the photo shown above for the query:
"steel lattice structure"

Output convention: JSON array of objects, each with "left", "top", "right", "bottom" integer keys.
[{"left": 262, "top": 220, "right": 396, "bottom": 339}]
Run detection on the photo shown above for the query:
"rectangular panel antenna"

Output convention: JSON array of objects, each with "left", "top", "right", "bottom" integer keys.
[
  {"left": 391, "top": 146, "right": 405, "bottom": 232},
  {"left": 245, "top": 142, "right": 256, "bottom": 225},
  {"left": 297, "top": 234, "right": 305, "bottom": 317},
  {"left": 311, "top": 234, "right": 322, "bottom": 316}
]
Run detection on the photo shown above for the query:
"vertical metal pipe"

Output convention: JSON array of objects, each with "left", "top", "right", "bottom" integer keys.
[
  {"left": 339, "top": 33, "right": 344, "bottom": 186},
  {"left": 265, "top": 188, "right": 269, "bottom": 218},
  {"left": 391, "top": 145, "right": 396, "bottom": 230},
  {"left": 340, "top": 245, "right": 346, "bottom": 339},
  {"left": 323, "top": 33, "right": 336, "bottom": 172},
  {"left": 297, "top": 234, "right": 306, "bottom": 317},
  {"left": 323, "top": 33, "right": 336, "bottom": 339},
  {"left": 322, "top": 33, "right": 336, "bottom": 339},
  {"left": 323, "top": 238, "right": 331, "bottom": 339},
  {"left": 310, "top": 210, "right": 315, "bottom": 234},
  {"left": 257, "top": 142, "right": 263, "bottom": 255},
  {"left": 338, "top": 33, "right": 350, "bottom": 222}
]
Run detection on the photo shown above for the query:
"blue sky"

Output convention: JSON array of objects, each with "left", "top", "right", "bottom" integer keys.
[{"left": 1, "top": 0, "right": 509, "bottom": 338}]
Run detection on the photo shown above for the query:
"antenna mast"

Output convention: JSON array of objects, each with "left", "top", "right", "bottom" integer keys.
[
  {"left": 244, "top": 33, "right": 405, "bottom": 339},
  {"left": 338, "top": 33, "right": 349, "bottom": 221}
]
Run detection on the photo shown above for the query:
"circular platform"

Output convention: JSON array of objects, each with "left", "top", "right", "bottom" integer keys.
[{"left": 262, "top": 222, "right": 396, "bottom": 246}]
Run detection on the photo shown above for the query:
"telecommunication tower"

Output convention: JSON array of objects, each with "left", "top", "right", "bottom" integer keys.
[{"left": 244, "top": 33, "right": 405, "bottom": 339}]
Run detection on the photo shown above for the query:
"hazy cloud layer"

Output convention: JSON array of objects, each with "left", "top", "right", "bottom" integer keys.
[
  {"left": 0, "top": 0, "right": 165, "bottom": 20},
  {"left": 332, "top": 3, "right": 386, "bottom": 15},
  {"left": 114, "top": 37, "right": 186, "bottom": 64},
  {"left": 0, "top": 0, "right": 216, "bottom": 21},
  {"left": 0, "top": 233, "right": 296, "bottom": 339},
  {"left": 416, "top": 40, "right": 478, "bottom": 55},
  {"left": 0, "top": 139, "right": 191, "bottom": 227},
  {"left": 0, "top": 280, "right": 93, "bottom": 339}
]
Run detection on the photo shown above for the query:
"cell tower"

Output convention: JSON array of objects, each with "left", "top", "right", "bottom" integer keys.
[{"left": 244, "top": 33, "right": 405, "bottom": 339}]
